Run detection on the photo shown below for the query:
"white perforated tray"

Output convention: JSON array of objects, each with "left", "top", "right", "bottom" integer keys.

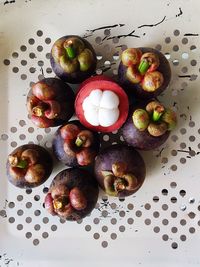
[{"left": 0, "top": 0, "right": 200, "bottom": 266}]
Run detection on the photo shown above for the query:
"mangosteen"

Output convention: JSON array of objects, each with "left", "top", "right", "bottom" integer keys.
[
  {"left": 44, "top": 168, "right": 99, "bottom": 221},
  {"left": 75, "top": 75, "right": 129, "bottom": 133},
  {"left": 50, "top": 35, "right": 97, "bottom": 84},
  {"left": 52, "top": 120, "right": 100, "bottom": 167},
  {"left": 118, "top": 47, "right": 171, "bottom": 99},
  {"left": 94, "top": 144, "right": 146, "bottom": 197},
  {"left": 6, "top": 144, "right": 53, "bottom": 188},
  {"left": 27, "top": 78, "right": 75, "bottom": 128},
  {"left": 121, "top": 100, "right": 177, "bottom": 150}
]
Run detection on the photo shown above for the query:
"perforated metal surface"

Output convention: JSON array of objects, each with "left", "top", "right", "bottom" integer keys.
[{"left": 0, "top": 0, "right": 200, "bottom": 266}]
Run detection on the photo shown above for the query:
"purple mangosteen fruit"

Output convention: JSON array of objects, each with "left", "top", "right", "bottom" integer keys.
[
  {"left": 52, "top": 120, "right": 100, "bottom": 167},
  {"left": 121, "top": 100, "right": 177, "bottom": 150},
  {"left": 27, "top": 78, "right": 75, "bottom": 128},
  {"left": 50, "top": 35, "right": 97, "bottom": 84},
  {"left": 44, "top": 168, "right": 99, "bottom": 221},
  {"left": 118, "top": 47, "right": 171, "bottom": 99},
  {"left": 94, "top": 144, "right": 146, "bottom": 197},
  {"left": 6, "top": 144, "right": 53, "bottom": 188}
]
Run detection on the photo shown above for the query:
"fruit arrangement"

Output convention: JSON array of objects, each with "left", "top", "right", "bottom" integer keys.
[{"left": 6, "top": 37, "right": 177, "bottom": 221}]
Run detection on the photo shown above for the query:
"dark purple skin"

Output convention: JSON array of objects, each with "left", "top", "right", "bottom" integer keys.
[
  {"left": 45, "top": 168, "right": 99, "bottom": 221},
  {"left": 27, "top": 78, "right": 75, "bottom": 127},
  {"left": 121, "top": 104, "right": 170, "bottom": 150},
  {"left": 6, "top": 144, "right": 53, "bottom": 188},
  {"left": 50, "top": 35, "right": 97, "bottom": 84},
  {"left": 52, "top": 120, "right": 100, "bottom": 167},
  {"left": 94, "top": 144, "right": 146, "bottom": 197},
  {"left": 118, "top": 47, "right": 171, "bottom": 99}
]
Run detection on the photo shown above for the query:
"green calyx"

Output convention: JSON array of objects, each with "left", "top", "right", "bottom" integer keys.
[
  {"left": 8, "top": 155, "right": 28, "bottom": 169},
  {"left": 138, "top": 60, "right": 150, "bottom": 75},
  {"left": 64, "top": 39, "right": 76, "bottom": 59},
  {"left": 152, "top": 109, "right": 163, "bottom": 122},
  {"left": 75, "top": 136, "right": 84, "bottom": 147},
  {"left": 65, "top": 46, "right": 76, "bottom": 59}
]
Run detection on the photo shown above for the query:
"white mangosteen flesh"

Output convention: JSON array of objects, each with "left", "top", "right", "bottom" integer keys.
[
  {"left": 84, "top": 105, "right": 99, "bottom": 126},
  {"left": 99, "top": 108, "right": 120, "bottom": 127},
  {"left": 100, "top": 90, "right": 119, "bottom": 109},
  {"left": 89, "top": 89, "right": 103, "bottom": 107},
  {"left": 82, "top": 89, "right": 120, "bottom": 127}
]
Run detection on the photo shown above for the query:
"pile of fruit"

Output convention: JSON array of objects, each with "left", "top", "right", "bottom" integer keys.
[{"left": 6, "top": 35, "right": 177, "bottom": 222}]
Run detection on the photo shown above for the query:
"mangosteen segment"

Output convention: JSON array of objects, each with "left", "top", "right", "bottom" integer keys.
[
  {"left": 69, "top": 187, "right": 87, "bottom": 210},
  {"left": 27, "top": 78, "right": 75, "bottom": 128},
  {"left": 52, "top": 120, "right": 100, "bottom": 167},
  {"left": 132, "top": 109, "right": 150, "bottom": 131},
  {"left": 6, "top": 144, "right": 53, "bottom": 188},
  {"left": 82, "top": 89, "right": 120, "bottom": 127},
  {"left": 141, "top": 71, "right": 164, "bottom": 92},
  {"left": 50, "top": 35, "right": 97, "bottom": 83},
  {"left": 44, "top": 193, "right": 56, "bottom": 216},
  {"left": 95, "top": 144, "right": 146, "bottom": 197},
  {"left": 121, "top": 48, "right": 142, "bottom": 66}
]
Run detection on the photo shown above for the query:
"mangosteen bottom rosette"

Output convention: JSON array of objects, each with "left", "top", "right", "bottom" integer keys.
[
  {"left": 27, "top": 77, "right": 75, "bottom": 128},
  {"left": 52, "top": 120, "right": 100, "bottom": 167},
  {"left": 121, "top": 99, "right": 177, "bottom": 150},
  {"left": 6, "top": 144, "right": 53, "bottom": 188},
  {"left": 50, "top": 35, "right": 97, "bottom": 84},
  {"left": 44, "top": 168, "right": 99, "bottom": 221},
  {"left": 94, "top": 144, "right": 146, "bottom": 197}
]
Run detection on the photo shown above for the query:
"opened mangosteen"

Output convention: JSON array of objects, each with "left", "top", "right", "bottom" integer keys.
[
  {"left": 27, "top": 78, "right": 75, "bottom": 128},
  {"left": 6, "top": 144, "right": 53, "bottom": 188},
  {"left": 118, "top": 47, "right": 171, "bottom": 99},
  {"left": 50, "top": 35, "right": 97, "bottom": 84},
  {"left": 121, "top": 99, "right": 177, "bottom": 150},
  {"left": 44, "top": 168, "right": 99, "bottom": 221},
  {"left": 52, "top": 120, "right": 100, "bottom": 167},
  {"left": 94, "top": 144, "right": 146, "bottom": 197},
  {"left": 75, "top": 75, "right": 129, "bottom": 133}
]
